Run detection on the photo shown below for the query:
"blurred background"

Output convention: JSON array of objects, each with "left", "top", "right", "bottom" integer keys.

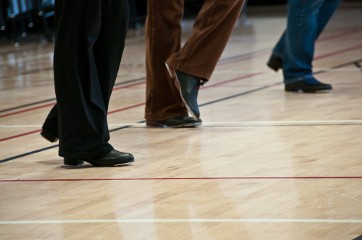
[{"left": 0, "top": 0, "right": 288, "bottom": 46}]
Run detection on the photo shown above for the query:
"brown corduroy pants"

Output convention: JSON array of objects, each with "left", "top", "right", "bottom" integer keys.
[{"left": 145, "top": 0, "right": 245, "bottom": 121}]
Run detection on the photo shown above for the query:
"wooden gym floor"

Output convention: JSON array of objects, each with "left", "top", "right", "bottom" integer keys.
[{"left": 0, "top": 2, "right": 362, "bottom": 240}]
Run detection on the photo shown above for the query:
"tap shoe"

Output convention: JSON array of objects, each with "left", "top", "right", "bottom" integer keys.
[{"left": 63, "top": 149, "right": 134, "bottom": 167}]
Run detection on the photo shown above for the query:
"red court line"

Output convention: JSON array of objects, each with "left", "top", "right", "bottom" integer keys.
[
  {"left": 218, "top": 50, "right": 267, "bottom": 66},
  {"left": 1, "top": 43, "right": 362, "bottom": 143},
  {"left": 112, "top": 81, "right": 145, "bottom": 91},
  {"left": 0, "top": 71, "right": 263, "bottom": 143},
  {"left": 2, "top": 28, "right": 360, "bottom": 119},
  {"left": 0, "top": 129, "right": 42, "bottom": 143},
  {"left": 0, "top": 103, "right": 55, "bottom": 118},
  {"left": 315, "top": 44, "right": 362, "bottom": 60},
  {"left": 108, "top": 102, "right": 145, "bottom": 114},
  {"left": 218, "top": 28, "right": 362, "bottom": 66},
  {"left": 1, "top": 75, "right": 263, "bottom": 142},
  {"left": 1, "top": 176, "right": 362, "bottom": 182},
  {"left": 318, "top": 28, "right": 361, "bottom": 42},
  {"left": 202, "top": 72, "right": 266, "bottom": 89},
  {"left": 0, "top": 81, "right": 146, "bottom": 119},
  {"left": 0, "top": 103, "right": 145, "bottom": 142}
]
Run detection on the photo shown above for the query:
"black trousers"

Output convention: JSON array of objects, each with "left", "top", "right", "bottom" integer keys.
[{"left": 42, "top": 0, "right": 129, "bottom": 158}]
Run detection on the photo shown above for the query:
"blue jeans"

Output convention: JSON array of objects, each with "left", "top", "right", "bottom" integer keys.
[{"left": 272, "top": 0, "right": 341, "bottom": 84}]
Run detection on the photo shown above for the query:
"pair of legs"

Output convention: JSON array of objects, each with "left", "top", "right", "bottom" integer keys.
[
  {"left": 268, "top": 0, "right": 341, "bottom": 92},
  {"left": 41, "top": 0, "right": 133, "bottom": 166},
  {"left": 145, "top": 0, "right": 244, "bottom": 124}
]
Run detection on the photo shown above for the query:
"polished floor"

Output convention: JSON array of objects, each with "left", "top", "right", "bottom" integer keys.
[{"left": 0, "top": 3, "right": 362, "bottom": 240}]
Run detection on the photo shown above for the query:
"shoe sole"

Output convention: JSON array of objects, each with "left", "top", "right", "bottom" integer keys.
[
  {"left": 165, "top": 63, "right": 200, "bottom": 121},
  {"left": 285, "top": 87, "right": 333, "bottom": 93},
  {"left": 85, "top": 159, "right": 134, "bottom": 167},
  {"left": 63, "top": 158, "right": 134, "bottom": 167},
  {"left": 146, "top": 120, "right": 202, "bottom": 128}
]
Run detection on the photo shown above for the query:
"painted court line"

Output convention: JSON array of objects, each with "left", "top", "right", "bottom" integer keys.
[
  {"left": 0, "top": 218, "right": 361, "bottom": 225},
  {"left": 0, "top": 125, "right": 42, "bottom": 128},
  {"left": 98, "top": 119, "right": 362, "bottom": 127},
  {"left": 1, "top": 176, "right": 362, "bottom": 182},
  {"left": 199, "top": 120, "right": 362, "bottom": 126},
  {"left": 2, "top": 120, "right": 362, "bottom": 129}
]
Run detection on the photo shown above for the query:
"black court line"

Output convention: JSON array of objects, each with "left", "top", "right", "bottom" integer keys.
[
  {"left": 2, "top": 38, "right": 361, "bottom": 113},
  {"left": 0, "top": 47, "right": 261, "bottom": 113},
  {"left": 313, "top": 58, "right": 362, "bottom": 75},
  {"left": 0, "top": 45, "right": 268, "bottom": 112},
  {"left": 0, "top": 145, "right": 58, "bottom": 164},
  {"left": 0, "top": 98, "right": 56, "bottom": 114},
  {"left": 200, "top": 83, "right": 280, "bottom": 107},
  {"left": 0, "top": 83, "right": 281, "bottom": 164},
  {"left": 0, "top": 77, "right": 145, "bottom": 113},
  {"left": 1, "top": 58, "right": 361, "bottom": 164},
  {"left": 0, "top": 125, "right": 136, "bottom": 164},
  {"left": 307, "top": 47, "right": 362, "bottom": 74}
]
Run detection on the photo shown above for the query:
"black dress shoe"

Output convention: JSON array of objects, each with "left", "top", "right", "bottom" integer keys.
[
  {"left": 267, "top": 54, "right": 282, "bottom": 72},
  {"left": 174, "top": 70, "right": 201, "bottom": 120},
  {"left": 285, "top": 80, "right": 333, "bottom": 93},
  {"left": 63, "top": 149, "right": 134, "bottom": 167},
  {"left": 146, "top": 116, "right": 202, "bottom": 128},
  {"left": 40, "top": 130, "right": 58, "bottom": 143}
]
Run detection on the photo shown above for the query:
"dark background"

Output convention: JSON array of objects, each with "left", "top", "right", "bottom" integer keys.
[
  {"left": 0, "top": 0, "right": 287, "bottom": 44},
  {"left": 130, "top": 0, "right": 287, "bottom": 26},
  {"left": 132, "top": 0, "right": 288, "bottom": 18}
]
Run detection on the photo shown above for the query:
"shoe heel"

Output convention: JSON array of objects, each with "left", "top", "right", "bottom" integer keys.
[
  {"left": 64, "top": 158, "right": 84, "bottom": 166},
  {"left": 267, "top": 55, "right": 282, "bottom": 72}
]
